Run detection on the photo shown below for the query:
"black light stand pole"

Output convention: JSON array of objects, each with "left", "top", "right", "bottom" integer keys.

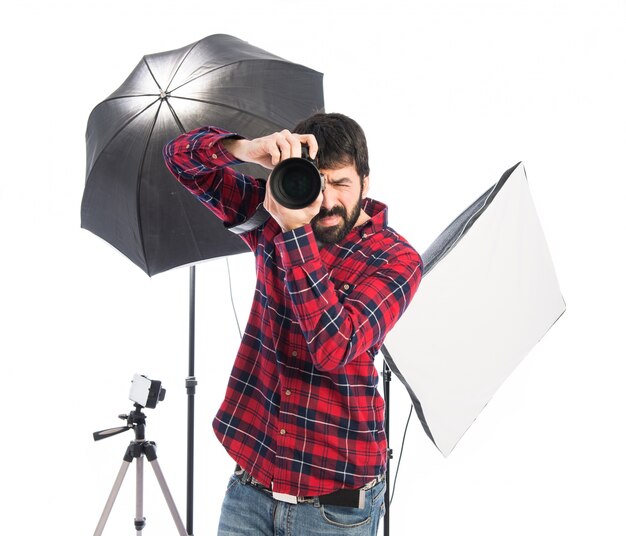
[
  {"left": 383, "top": 357, "right": 393, "bottom": 536},
  {"left": 186, "top": 265, "right": 197, "bottom": 536}
]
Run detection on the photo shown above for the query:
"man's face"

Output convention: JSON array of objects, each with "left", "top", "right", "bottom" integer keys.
[{"left": 311, "top": 163, "right": 369, "bottom": 245}]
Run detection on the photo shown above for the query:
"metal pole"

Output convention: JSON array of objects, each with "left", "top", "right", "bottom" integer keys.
[
  {"left": 186, "top": 265, "right": 197, "bottom": 535},
  {"left": 383, "top": 359, "right": 392, "bottom": 536}
]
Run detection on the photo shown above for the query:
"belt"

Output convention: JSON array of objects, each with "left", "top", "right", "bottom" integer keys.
[{"left": 234, "top": 465, "right": 384, "bottom": 509}]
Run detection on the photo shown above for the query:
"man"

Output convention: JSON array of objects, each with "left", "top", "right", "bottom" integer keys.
[{"left": 163, "top": 113, "right": 421, "bottom": 535}]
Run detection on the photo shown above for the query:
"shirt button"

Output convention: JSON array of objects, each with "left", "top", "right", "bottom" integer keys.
[
  {"left": 185, "top": 144, "right": 190, "bottom": 149},
  {"left": 291, "top": 351, "right": 298, "bottom": 357},
  {"left": 285, "top": 390, "right": 292, "bottom": 396},
  {"left": 211, "top": 153, "right": 218, "bottom": 159},
  {"left": 343, "top": 284, "right": 350, "bottom": 291},
  {"left": 280, "top": 429, "right": 286, "bottom": 435}
]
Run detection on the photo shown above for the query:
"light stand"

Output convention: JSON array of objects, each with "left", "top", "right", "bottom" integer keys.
[
  {"left": 382, "top": 354, "right": 393, "bottom": 536},
  {"left": 93, "top": 403, "right": 187, "bottom": 536},
  {"left": 186, "top": 266, "right": 197, "bottom": 536}
]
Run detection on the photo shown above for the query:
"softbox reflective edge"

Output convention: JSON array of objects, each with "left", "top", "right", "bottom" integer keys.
[{"left": 383, "top": 162, "right": 566, "bottom": 457}]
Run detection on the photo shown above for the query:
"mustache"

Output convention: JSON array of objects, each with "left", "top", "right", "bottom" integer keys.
[{"left": 313, "top": 205, "right": 347, "bottom": 221}]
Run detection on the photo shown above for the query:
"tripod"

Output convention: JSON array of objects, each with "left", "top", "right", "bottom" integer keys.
[{"left": 93, "top": 404, "right": 187, "bottom": 536}]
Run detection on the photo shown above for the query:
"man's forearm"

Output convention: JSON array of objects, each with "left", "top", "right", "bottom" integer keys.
[
  {"left": 163, "top": 126, "right": 263, "bottom": 227},
  {"left": 163, "top": 126, "right": 242, "bottom": 184},
  {"left": 275, "top": 227, "right": 422, "bottom": 371}
]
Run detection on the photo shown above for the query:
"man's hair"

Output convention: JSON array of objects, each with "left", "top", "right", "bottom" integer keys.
[{"left": 293, "top": 112, "right": 370, "bottom": 180}]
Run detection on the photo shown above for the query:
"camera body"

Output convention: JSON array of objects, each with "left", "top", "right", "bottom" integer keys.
[{"left": 269, "top": 146, "right": 325, "bottom": 209}]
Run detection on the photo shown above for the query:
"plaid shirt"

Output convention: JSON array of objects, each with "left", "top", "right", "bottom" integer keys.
[{"left": 163, "top": 126, "right": 422, "bottom": 497}]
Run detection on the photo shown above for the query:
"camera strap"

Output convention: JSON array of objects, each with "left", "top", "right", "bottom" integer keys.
[{"left": 226, "top": 204, "right": 271, "bottom": 235}]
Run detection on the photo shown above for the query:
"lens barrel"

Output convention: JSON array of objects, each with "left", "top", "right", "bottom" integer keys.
[{"left": 269, "top": 147, "right": 323, "bottom": 209}]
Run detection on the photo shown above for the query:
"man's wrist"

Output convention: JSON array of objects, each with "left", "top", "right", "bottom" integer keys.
[
  {"left": 221, "top": 137, "right": 247, "bottom": 160},
  {"left": 277, "top": 221, "right": 309, "bottom": 233},
  {"left": 274, "top": 225, "right": 318, "bottom": 267}
]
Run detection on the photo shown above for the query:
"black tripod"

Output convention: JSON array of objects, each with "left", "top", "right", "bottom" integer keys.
[{"left": 93, "top": 404, "right": 187, "bottom": 536}]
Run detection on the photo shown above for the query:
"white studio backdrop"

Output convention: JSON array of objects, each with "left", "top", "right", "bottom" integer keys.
[{"left": 1, "top": 1, "right": 624, "bottom": 534}]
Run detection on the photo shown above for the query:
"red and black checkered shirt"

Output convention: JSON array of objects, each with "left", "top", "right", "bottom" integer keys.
[{"left": 164, "top": 126, "right": 422, "bottom": 497}]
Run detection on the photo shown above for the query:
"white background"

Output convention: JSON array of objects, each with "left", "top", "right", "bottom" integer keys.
[{"left": 1, "top": 1, "right": 624, "bottom": 534}]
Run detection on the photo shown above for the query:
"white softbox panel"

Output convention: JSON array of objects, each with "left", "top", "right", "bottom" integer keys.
[{"left": 383, "top": 162, "right": 566, "bottom": 456}]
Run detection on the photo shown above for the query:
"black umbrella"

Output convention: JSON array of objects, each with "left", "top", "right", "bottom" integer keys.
[
  {"left": 82, "top": 33, "right": 323, "bottom": 276},
  {"left": 81, "top": 34, "right": 324, "bottom": 534}
]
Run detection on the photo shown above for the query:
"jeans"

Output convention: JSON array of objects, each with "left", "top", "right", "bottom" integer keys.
[{"left": 217, "top": 472, "right": 386, "bottom": 535}]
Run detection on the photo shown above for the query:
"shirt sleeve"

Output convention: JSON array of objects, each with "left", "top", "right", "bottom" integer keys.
[
  {"left": 162, "top": 126, "right": 265, "bottom": 228},
  {"left": 274, "top": 225, "right": 422, "bottom": 372}
]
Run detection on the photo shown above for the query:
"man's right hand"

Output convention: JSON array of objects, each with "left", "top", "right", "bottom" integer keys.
[{"left": 222, "top": 130, "right": 318, "bottom": 170}]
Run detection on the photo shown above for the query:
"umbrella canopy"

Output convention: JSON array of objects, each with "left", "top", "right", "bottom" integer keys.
[
  {"left": 383, "top": 162, "right": 566, "bottom": 456},
  {"left": 81, "top": 34, "right": 324, "bottom": 276}
]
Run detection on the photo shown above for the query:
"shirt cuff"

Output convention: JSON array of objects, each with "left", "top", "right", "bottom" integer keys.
[
  {"left": 274, "top": 225, "right": 319, "bottom": 267},
  {"left": 191, "top": 127, "right": 244, "bottom": 166}
]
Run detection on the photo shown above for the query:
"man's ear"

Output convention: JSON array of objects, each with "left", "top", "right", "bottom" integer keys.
[{"left": 362, "top": 175, "right": 370, "bottom": 198}]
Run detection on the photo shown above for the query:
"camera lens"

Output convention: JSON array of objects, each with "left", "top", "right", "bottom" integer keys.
[{"left": 270, "top": 157, "right": 323, "bottom": 209}]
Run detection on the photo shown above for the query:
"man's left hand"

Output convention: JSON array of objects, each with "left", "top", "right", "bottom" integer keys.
[{"left": 263, "top": 176, "right": 323, "bottom": 233}]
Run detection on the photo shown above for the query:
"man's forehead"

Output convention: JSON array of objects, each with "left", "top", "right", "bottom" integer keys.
[{"left": 320, "top": 163, "right": 359, "bottom": 180}]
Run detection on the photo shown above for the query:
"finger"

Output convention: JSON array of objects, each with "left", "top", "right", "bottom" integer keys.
[
  {"left": 279, "top": 129, "right": 305, "bottom": 159},
  {"left": 276, "top": 136, "right": 294, "bottom": 162},
  {"left": 265, "top": 131, "right": 289, "bottom": 166},
  {"left": 299, "top": 134, "right": 318, "bottom": 160},
  {"left": 263, "top": 137, "right": 282, "bottom": 167},
  {"left": 286, "top": 134, "right": 302, "bottom": 159}
]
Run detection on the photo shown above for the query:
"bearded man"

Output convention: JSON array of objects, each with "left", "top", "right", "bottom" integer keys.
[{"left": 164, "top": 112, "right": 421, "bottom": 535}]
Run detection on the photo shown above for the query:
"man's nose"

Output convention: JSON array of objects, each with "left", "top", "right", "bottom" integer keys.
[{"left": 320, "top": 186, "right": 337, "bottom": 209}]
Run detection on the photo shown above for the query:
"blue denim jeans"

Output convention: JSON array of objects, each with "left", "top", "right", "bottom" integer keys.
[{"left": 217, "top": 471, "right": 386, "bottom": 535}]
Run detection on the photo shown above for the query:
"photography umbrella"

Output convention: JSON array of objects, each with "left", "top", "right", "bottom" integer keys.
[
  {"left": 82, "top": 33, "right": 323, "bottom": 275},
  {"left": 383, "top": 162, "right": 566, "bottom": 457},
  {"left": 80, "top": 33, "right": 324, "bottom": 534}
]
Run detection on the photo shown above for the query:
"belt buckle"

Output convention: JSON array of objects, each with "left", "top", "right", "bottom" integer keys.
[{"left": 362, "top": 474, "right": 383, "bottom": 491}]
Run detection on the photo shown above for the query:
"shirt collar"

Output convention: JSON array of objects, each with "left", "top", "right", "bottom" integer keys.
[{"left": 359, "top": 198, "right": 388, "bottom": 236}]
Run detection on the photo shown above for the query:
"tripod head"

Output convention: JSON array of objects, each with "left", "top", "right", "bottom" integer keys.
[
  {"left": 93, "top": 374, "right": 166, "bottom": 442},
  {"left": 93, "top": 403, "right": 149, "bottom": 442}
]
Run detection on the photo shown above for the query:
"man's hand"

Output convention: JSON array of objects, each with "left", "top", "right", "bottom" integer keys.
[
  {"left": 263, "top": 175, "right": 323, "bottom": 233},
  {"left": 223, "top": 130, "right": 322, "bottom": 233},
  {"left": 223, "top": 130, "right": 318, "bottom": 169}
]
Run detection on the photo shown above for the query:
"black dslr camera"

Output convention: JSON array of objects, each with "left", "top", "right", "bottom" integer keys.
[{"left": 269, "top": 146, "right": 325, "bottom": 209}]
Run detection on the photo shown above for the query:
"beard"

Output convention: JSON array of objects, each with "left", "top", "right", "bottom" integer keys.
[{"left": 311, "top": 199, "right": 362, "bottom": 245}]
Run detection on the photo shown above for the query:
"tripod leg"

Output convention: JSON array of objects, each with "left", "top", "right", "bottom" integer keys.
[
  {"left": 94, "top": 460, "right": 131, "bottom": 536},
  {"left": 144, "top": 443, "right": 188, "bottom": 536},
  {"left": 135, "top": 456, "right": 146, "bottom": 534}
]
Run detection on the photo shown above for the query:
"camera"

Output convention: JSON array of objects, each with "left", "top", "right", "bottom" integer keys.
[
  {"left": 129, "top": 374, "right": 166, "bottom": 409},
  {"left": 269, "top": 146, "right": 325, "bottom": 209}
]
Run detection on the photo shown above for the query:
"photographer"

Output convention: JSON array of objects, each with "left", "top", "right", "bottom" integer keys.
[{"left": 163, "top": 113, "right": 422, "bottom": 535}]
